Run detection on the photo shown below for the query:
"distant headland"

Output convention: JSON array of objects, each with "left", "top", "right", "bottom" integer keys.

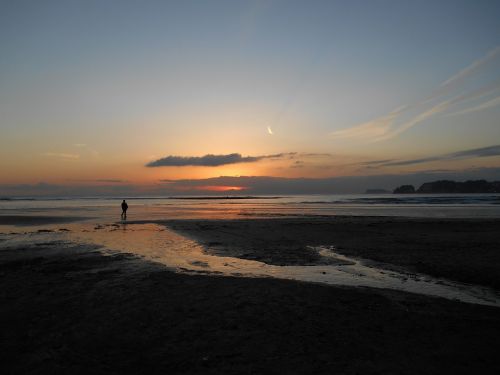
[{"left": 393, "top": 180, "right": 500, "bottom": 194}]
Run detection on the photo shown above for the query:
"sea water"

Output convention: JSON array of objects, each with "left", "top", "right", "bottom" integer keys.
[{"left": 1, "top": 193, "right": 500, "bottom": 222}]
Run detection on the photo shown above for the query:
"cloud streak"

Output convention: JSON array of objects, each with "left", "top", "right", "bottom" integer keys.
[
  {"left": 440, "top": 46, "right": 500, "bottom": 87},
  {"left": 146, "top": 153, "right": 295, "bottom": 167},
  {"left": 446, "top": 95, "right": 500, "bottom": 117},
  {"left": 42, "top": 152, "right": 80, "bottom": 160},
  {"left": 329, "top": 108, "right": 402, "bottom": 140},
  {"left": 330, "top": 46, "right": 500, "bottom": 142},
  {"left": 372, "top": 99, "right": 452, "bottom": 142},
  {"left": 369, "top": 145, "right": 500, "bottom": 167}
]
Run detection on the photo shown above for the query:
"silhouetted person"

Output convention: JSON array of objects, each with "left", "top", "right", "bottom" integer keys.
[{"left": 121, "top": 199, "right": 128, "bottom": 220}]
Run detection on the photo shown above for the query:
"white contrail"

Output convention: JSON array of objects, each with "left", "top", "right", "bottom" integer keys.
[
  {"left": 440, "top": 46, "right": 500, "bottom": 87},
  {"left": 267, "top": 126, "right": 273, "bottom": 135},
  {"left": 329, "top": 46, "right": 500, "bottom": 142},
  {"left": 446, "top": 95, "right": 500, "bottom": 117}
]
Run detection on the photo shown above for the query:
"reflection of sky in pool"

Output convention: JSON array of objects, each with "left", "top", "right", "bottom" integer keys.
[{"left": 1, "top": 222, "right": 498, "bottom": 307}]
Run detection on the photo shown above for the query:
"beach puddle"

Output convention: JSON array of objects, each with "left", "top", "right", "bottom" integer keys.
[
  {"left": 1, "top": 222, "right": 499, "bottom": 307},
  {"left": 301, "top": 246, "right": 500, "bottom": 306}
]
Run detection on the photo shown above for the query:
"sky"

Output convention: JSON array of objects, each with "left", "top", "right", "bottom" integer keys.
[{"left": 1, "top": 0, "right": 499, "bottom": 195}]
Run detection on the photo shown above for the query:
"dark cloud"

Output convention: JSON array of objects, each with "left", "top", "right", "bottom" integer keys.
[
  {"left": 367, "top": 145, "right": 500, "bottom": 167},
  {"left": 298, "top": 153, "right": 333, "bottom": 158},
  {"left": 451, "top": 145, "right": 500, "bottom": 158},
  {"left": 67, "top": 179, "right": 128, "bottom": 183},
  {"left": 96, "top": 179, "right": 128, "bottom": 183},
  {"left": 383, "top": 156, "right": 441, "bottom": 167},
  {"left": 359, "top": 159, "right": 395, "bottom": 167},
  {"left": 291, "top": 160, "right": 305, "bottom": 168},
  {"left": 146, "top": 153, "right": 295, "bottom": 167}
]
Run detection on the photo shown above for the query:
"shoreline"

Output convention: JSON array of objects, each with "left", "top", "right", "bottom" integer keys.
[{"left": 2, "top": 215, "right": 500, "bottom": 289}]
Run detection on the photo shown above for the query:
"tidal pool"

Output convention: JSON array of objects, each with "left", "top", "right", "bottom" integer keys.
[{"left": 1, "top": 222, "right": 499, "bottom": 307}]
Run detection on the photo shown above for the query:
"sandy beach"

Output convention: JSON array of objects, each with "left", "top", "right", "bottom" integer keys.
[{"left": 1, "top": 216, "right": 500, "bottom": 374}]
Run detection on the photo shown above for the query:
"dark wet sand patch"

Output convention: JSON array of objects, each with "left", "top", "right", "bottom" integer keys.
[
  {"left": 1, "top": 241, "right": 499, "bottom": 374},
  {"left": 161, "top": 217, "right": 500, "bottom": 289},
  {"left": 0, "top": 215, "right": 91, "bottom": 226}
]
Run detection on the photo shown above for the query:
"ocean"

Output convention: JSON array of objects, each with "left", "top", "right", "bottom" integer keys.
[{"left": 1, "top": 194, "right": 500, "bottom": 223}]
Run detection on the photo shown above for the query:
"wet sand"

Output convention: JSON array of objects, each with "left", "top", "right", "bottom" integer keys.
[
  {"left": 164, "top": 217, "right": 500, "bottom": 289},
  {"left": 0, "top": 215, "right": 91, "bottom": 226},
  {"left": 1, "top": 216, "right": 500, "bottom": 374}
]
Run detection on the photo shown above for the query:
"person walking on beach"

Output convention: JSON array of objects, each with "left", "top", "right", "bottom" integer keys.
[{"left": 121, "top": 199, "right": 128, "bottom": 220}]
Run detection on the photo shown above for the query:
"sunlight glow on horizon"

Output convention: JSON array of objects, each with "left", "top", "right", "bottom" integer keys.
[{"left": 192, "top": 186, "right": 247, "bottom": 192}]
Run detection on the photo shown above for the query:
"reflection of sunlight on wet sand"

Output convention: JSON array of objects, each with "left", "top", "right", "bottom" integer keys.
[
  {"left": 69, "top": 223, "right": 500, "bottom": 307},
  {"left": 72, "top": 223, "right": 273, "bottom": 277},
  {"left": 0, "top": 221, "right": 498, "bottom": 307}
]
